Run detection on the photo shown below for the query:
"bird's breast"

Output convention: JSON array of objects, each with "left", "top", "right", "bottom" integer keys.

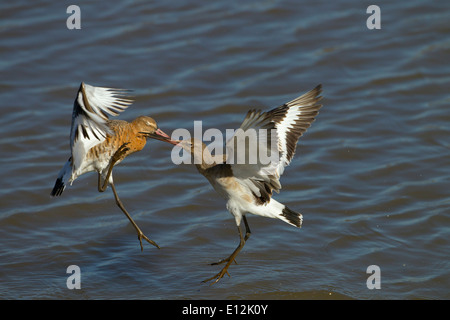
[
  {"left": 210, "top": 175, "right": 254, "bottom": 204},
  {"left": 85, "top": 122, "right": 146, "bottom": 172}
]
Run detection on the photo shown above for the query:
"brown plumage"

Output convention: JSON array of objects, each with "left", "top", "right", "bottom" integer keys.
[{"left": 51, "top": 82, "right": 170, "bottom": 251}]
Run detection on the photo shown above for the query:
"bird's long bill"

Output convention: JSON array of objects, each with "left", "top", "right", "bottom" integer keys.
[{"left": 140, "top": 129, "right": 179, "bottom": 145}]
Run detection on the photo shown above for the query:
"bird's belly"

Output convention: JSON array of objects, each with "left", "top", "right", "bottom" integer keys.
[
  {"left": 211, "top": 176, "right": 254, "bottom": 204},
  {"left": 74, "top": 147, "right": 115, "bottom": 178}
]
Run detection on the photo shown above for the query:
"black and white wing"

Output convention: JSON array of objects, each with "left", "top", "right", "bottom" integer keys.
[
  {"left": 226, "top": 84, "right": 323, "bottom": 204},
  {"left": 70, "top": 82, "right": 133, "bottom": 172},
  {"left": 269, "top": 84, "right": 323, "bottom": 177}
]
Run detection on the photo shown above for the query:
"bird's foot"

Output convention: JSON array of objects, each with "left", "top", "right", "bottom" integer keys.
[
  {"left": 202, "top": 266, "right": 232, "bottom": 285},
  {"left": 137, "top": 231, "right": 160, "bottom": 251}
]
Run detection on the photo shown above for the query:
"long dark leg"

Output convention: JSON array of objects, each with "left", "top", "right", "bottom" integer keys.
[
  {"left": 97, "top": 143, "right": 160, "bottom": 251},
  {"left": 110, "top": 182, "right": 160, "bottom": 250},
  {"left": 203, "top": 216, "right": 251, "bottom": 284},
  {"left": 243, "top": 215, "right": 251, "bottom": 241},
  {"left": 98, "top": 143, "right": 129, "bottom": 193},
  {"left": 98, "top": 172, "right": 109, "bottom": 193},
  {"left": 211, "top": 215, "right": 251, "bottom": 266}
]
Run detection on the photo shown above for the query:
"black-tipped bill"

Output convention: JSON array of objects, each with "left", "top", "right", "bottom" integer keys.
[{"left": 140, "top": 129, "right": 178, "bottom": 145}]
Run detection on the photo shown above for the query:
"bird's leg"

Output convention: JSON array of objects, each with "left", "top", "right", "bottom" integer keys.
[
  {"left": 110, "top": 182, "right": 160, "bottom": 251},
  {"left": 211, "top": 216, "right": 251, "bottom": 265},
  {"left": 243, "top": 215, "right": 251, "bottom": 241},
  {"left": 203, "top": 216, "right": 251, "bottom": 285},
  {"left": 97, "top": 142, "right": 160, "bottom": 251},
  {"left": 98, "top": 142, "right": 130, "bottom": 192}
]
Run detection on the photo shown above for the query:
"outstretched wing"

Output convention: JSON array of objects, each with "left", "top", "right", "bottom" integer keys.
[
  {"left": 70, "top": 82, "right": 133, "bottom": 172},
  {"left": 226, "top": 84, "right": 323, "bottom": 204},
  {"left": 269, "top": 84, "right": 323, "bottom": 177}
]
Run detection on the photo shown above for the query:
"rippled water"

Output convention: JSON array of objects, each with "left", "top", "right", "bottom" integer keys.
[{"left": 1, "top": 1, "right": 449, "bottom": 300}]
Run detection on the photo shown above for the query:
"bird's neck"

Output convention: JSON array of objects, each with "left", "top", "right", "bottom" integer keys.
[
  {"left": 193, "top": 149, "right": 222, "bottom": 173},
  {"left": 195, "top": 162, "right": 214, "bottom": 174}
]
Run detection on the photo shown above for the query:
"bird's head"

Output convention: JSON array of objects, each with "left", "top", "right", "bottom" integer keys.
[{"left": 135, "top": 116, "right": 170, "bottom": 141}]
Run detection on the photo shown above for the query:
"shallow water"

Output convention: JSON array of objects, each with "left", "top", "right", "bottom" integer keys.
[{"left": 0, "top": 1, "right": 449, "bottom": 300}]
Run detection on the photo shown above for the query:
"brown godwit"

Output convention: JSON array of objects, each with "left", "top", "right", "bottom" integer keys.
[{"left": 51, "top": 82, "right": 170, "bottom": 251}]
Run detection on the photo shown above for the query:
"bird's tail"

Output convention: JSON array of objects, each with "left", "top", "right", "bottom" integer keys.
[
  {"left": 254, "top": 199, "right": 303, "bottom": 228},
  {"left": 50, "top": 157, "right": 72, "bottom": 197},
  {"left": 279, "top": 205, "right": 303, "bottom": 228}
]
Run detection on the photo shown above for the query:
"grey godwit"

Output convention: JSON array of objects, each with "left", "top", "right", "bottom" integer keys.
[{"left": 157, "top": 84, "right": 323, "bottom": 283}]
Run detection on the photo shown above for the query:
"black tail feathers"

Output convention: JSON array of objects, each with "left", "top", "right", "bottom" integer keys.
[
  {"left": 50, "top": 177, "right": 65, "bottom": 197},
  {"left": 280, "top": 206, "right": 303, "bottom": 228}
]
